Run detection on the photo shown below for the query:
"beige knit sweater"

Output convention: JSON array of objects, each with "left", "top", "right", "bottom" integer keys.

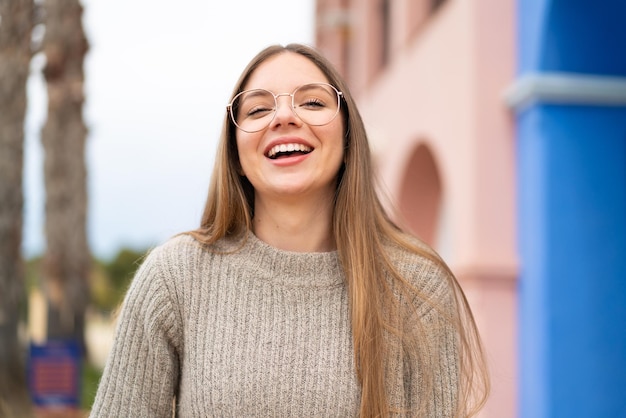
[{"left": 90, "top": 233, "right": 458, "bottom": 417}]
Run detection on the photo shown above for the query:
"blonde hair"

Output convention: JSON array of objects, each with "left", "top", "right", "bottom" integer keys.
[{"left": 189, "top": 44, "right": 489, "bottom": 417}]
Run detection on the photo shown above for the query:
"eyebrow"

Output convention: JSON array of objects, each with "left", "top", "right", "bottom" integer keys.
[{"left": 241, "top": 89, "right": 272, "bottom": 99}]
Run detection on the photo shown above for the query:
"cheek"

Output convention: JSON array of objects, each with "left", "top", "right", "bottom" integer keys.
[
  {"left": 325, "top": 121, "right": 346, "bottom": 159},
  {"left": 312, "top": 123, "right": 345, "bottom": 179},
  {"left": 235, "top": 133, "right": 258, "bottom": 172}
]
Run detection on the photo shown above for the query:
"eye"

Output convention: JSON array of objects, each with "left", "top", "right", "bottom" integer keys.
[
  {"left": 239, "top": 99, "right": 275, "bottom": 120},
  {"left": 298, "top": 97, "right": 326, "bottom": 109},
  {"left": 246, "top": 105, "right": 274, "bottom": 119},
  {"left": 295, "top": 84, "right": 336, "bottom": 110}
]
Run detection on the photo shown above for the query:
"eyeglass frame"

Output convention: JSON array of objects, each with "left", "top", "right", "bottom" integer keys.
[{"left": 226, "top": 82, "right": 344, "bottom": 133}]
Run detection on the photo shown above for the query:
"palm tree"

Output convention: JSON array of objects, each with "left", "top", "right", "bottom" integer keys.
[
  {"left": 0, "top": 0, "right": 36, "bottom": 416},
  {"left": 40, "top": 0, "right": 90, "bottom": 354}
]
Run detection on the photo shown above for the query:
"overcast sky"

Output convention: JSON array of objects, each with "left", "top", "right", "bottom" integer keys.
[{"left": 23, "top": 0, "right": 316, "bottom": 259}]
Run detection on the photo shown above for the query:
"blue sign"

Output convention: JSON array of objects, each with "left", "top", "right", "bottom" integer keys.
[{"left": 29, "top": 340, "right": 81, "bottom": 407}]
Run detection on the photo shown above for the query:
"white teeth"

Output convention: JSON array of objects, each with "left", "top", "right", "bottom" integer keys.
[{"left": 267, "top": 143, "right": 312, "bottom": 158}]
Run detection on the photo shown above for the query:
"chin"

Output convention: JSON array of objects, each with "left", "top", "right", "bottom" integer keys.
[{"left": 264, "top": 181, "right": 334, "bottom": 199}]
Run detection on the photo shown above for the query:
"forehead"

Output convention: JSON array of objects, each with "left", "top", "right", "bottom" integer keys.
[{"left": 243, "top": 52, "right": 330, "bottom": 92}]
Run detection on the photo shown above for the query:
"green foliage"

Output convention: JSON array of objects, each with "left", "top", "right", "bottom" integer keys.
[
  {"left": 81, "top": 360, "right": 102, "bottom": 410},
  {"left": 105, "top": 249, "right": 146, "bottom": 291},
  {"left": 90, "top": 248, "right": 148, "bottom": 313}
]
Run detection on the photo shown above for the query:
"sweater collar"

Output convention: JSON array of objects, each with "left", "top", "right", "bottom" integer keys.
[{"left": 226, "top": 231, "right": 345, "bottom": 288}]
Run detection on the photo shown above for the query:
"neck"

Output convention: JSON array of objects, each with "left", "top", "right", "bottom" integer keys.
[{"left": 252, "top": 193, "right": 335, "bottom": 253}]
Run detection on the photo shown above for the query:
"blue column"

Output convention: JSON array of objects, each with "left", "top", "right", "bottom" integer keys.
[
  {"left": 517, "top": 104, "right": 626, "bottom": 417},
  {"left": 513, "top": 1, "right": 626, "bottom": 417}
]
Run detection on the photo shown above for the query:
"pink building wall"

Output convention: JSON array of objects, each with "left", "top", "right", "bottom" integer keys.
[{"left": 316, "top": 1, "right": 518, "bottom": 416}]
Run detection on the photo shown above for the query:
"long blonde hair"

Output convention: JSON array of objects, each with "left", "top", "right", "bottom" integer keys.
[{"left": 189, "top": 43, "right": 489, "bottom": 417}]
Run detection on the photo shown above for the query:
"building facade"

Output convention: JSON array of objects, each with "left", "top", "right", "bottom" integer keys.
[
  {"left": 316, "top": 1, "right": 517, "bottom": 416},
  {"left": 315, "top": 0, "right": 626, "bottom": 417}
]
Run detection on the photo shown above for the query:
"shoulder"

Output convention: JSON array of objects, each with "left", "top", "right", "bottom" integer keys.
[
  {"left": 140, "top": 233, "right": 216, "bottom": 274},
  {"left": 147, "top": 233, "right": 206, "bottom": 261},
  {"left": 383, "top": 235, "right": 454, "bottom": 312},
  {"left": 384, "top": 235, "right": 447, "bottom": 281},
  {"left": 123, "top": 234, "right": 210, "bottom": 317},
  {"left": 125, "top": 233, "right": 210, "bottom": 300},
  {"left": 138, "top": 232, "right": 249, "bottom": 285}
]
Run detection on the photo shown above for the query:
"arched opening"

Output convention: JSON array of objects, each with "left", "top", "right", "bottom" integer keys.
[{"left": 398, "top": 143, "right": 442, "bottom": 247}]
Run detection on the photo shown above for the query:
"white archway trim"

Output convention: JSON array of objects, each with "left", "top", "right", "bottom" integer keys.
[{"left": 504, "top": 72, "right": 626, "bottom": 111}]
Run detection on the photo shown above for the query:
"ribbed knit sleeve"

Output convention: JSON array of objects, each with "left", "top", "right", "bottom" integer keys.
[
  {"left": 385, "top": 243, "right": 460, "bottom": 417},
  {"left": 403, "top": 287, "right": 459, "bottom": 417},
  {"left": 90, "top": 244, "right": 183, "bottom": 418},
  {"left": 419, "top": 296, "right": 460, "bottom": 417}
]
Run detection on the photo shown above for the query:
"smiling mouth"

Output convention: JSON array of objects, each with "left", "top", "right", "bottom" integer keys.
[{"left": 266, "top": 143, "right": 313, "bottom": 160}]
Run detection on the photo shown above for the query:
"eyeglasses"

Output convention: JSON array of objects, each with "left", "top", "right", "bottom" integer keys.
[{"left": 227, "top": 82, "right": 343, "bottom": 133}]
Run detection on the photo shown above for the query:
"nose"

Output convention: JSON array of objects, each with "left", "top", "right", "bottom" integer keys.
[{"left": 271, "top": 94, "right": 302, "bottom": 129}]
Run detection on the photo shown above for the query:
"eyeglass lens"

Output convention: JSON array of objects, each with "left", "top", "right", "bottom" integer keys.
[{"left": 230, "top": 83, "right": 340, "bottom": 133}]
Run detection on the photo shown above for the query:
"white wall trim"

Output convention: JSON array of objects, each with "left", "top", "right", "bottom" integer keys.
[{"left": 504, "top": 72, "right": 626, "bottom": 111}]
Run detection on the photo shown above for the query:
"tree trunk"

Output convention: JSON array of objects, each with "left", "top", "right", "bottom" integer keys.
[
  {"left": 0, "top": 0, "right": 35, "bottom": 416},
  {"left": 41, "top": 0, "right": 90, "bottom": 355}
]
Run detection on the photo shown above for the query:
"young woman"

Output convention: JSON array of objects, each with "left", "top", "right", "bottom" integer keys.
[{"left": 90, "top": 43, "right": 489, "bottom": 417}]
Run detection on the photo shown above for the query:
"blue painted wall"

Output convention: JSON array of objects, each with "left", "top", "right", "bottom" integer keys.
[
  {"left": 518, "top": 105, "right": 626, "bottom": 417},
  {"left": 517, "top": 1, "right": 626, "bottom": 417},
  {"left": 519, "top": 0, "right": 626, "bottom": 75}
]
